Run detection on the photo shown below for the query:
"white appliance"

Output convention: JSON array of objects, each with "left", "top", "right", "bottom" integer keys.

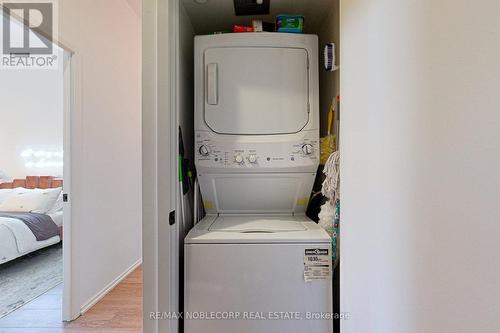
[{"left": 185, "top": 33, "right": 332, "bottom": 333}]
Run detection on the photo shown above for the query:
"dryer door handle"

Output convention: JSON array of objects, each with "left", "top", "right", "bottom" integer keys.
[{"left": 206, "top": 63, "right": 218, "bottom": 105}]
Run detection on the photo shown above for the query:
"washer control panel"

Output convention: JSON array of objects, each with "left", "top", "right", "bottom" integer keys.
[{"left": 195, "top": 131, "right": 319, "bottom": 172}]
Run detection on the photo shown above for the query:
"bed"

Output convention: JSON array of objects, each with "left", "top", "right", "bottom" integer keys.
[{"left": 0, "top": 176, "right": 63, "bottom": 265}]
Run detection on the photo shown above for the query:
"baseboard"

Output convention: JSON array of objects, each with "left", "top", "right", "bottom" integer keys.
[{"left": 80, "top": 258, "right": 142, "bottom": 315}]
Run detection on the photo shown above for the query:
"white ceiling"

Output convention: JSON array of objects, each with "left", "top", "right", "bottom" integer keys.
[{"left": 181, "top": 0, "right": 335, "bottom": 35}]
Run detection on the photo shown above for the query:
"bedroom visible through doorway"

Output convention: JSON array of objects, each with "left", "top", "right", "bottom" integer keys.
[{"left": 0, "top": 35, "right": 72, "bottom": 323}]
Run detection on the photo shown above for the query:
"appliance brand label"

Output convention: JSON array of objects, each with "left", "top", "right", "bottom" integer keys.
[
  {"left": 305, "top": 249, "right": 329, "bottom": 255},
  {"left": 304, "top": 248, "right": 331, "bottom": 282}
]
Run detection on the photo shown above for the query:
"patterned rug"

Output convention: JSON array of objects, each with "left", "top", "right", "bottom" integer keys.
[{"left": 0, "top": 243, "right": 62, "bottom": 318}]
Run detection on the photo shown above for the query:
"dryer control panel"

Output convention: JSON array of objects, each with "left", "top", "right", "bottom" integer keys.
[{"left": 195, "top": 130, "right": 319, "bottom": 173}]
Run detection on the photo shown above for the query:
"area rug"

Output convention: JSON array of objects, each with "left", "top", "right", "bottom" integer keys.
[{"left": 0, "top": 243, "right": 62, "bottom": 318}]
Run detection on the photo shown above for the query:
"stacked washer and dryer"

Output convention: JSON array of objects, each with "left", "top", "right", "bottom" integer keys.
[{"left": 185, "top": 33, "right": 333, "bottom": 333}]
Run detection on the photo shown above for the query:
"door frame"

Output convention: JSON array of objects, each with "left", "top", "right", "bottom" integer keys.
[
  {"left": 62, "top": 49, "right": 80, "bottom": 322},
  {"left": 142, "top": 0, "right": 180, "bottom": 332}
]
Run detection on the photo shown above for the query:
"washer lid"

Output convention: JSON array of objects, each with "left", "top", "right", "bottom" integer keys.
[
  {"left": 209, "top": 215, "right": 307, "bottom": 233},
  {"left": 185, "top": 214, "right": 331, "bottom": 244}
]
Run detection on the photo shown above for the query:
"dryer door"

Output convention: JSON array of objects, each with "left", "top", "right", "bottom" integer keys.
[{"left": 204, "top": 47, "right": 309, "bottom": 135}]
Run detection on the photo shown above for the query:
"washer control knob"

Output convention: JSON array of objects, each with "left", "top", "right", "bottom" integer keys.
[
  {"left": 302, "top": 144, "right": 314, "bottom": 155},
  {"left": 248, "top": 154, "right": 257, "bottom": 163},
  {"left": 199, "top": 145, "right": 210, "bottom": 156},
  {"left": 235, "top": 154, "right": 244, "bottom": 164}
]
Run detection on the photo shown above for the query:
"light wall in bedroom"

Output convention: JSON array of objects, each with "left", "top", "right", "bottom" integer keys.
[{"left": 0, "top": 54, "right": 64, "bottom": 180}]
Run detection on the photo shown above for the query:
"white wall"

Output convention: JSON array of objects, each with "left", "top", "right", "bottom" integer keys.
[
  {"left": 59, "top": 0, "right": 142, "bottom": 314},
  {"left": 0, "top": 49, "right": 64, "bottom": 180},
  {"left": 340, "top": 1, "right": 500, "bottom": 332},
  {"left": 318, "top": 1, "right": 339, "bottom": 137}
]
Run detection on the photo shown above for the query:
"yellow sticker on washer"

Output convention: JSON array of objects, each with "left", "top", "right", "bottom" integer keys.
[
  {"left": 296, "top": 197, "right": 309, "bottom": 206},
  {"left": 203, "top": 201, "right": 214, "bottom": 209}
]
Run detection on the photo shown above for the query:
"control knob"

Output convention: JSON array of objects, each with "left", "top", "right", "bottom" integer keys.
[
  {"left": 199, "top": 145, "right": 210, "bottom": 156},
  {"left": 302, "top": 144, "right": 314, "bottom": 155},
  {"left": 235, "top": 154, "right": 244, "bottom": 164},
  {"left": 248, "top": 154, "right": 257, "bottom": 163}
]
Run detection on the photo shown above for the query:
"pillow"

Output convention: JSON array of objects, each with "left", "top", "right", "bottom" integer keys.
[
  {"left": 0, "top": 187, "right": 62, "bottom": 214},
  {"left": 33, "top": 187, "right": 63, "bottom": 214},
  {"left": 9, "top": 187, "right": 32, "bottom": 195},
  {"left": 0, "top": 187, "right": 35, "bottom": 212},
  {"left": 3, "top": 187, "right": 28, "bottom": 199},
  {"left": 47, "top": 189, "right": 64, "bottom": 214},
  {"left": 0, "top": 189, "right": 13, "bottom": 205}
]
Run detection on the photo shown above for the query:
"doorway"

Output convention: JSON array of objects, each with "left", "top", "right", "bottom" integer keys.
[{"left": 0, "top": 39, "right": 74, "bottom": 325}]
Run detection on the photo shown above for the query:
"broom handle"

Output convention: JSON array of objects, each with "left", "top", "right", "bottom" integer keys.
[{"left": 327, "top": 103, "right": 334, "bottom": 135}]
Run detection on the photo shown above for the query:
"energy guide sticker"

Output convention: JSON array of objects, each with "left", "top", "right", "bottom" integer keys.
[{"left": 304, "top": 248, "right": 331, "bottom": 282}]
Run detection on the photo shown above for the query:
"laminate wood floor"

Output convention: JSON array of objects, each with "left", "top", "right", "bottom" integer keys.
[{"left": 0, "top": 266, "right": 143, "bottom": 333}]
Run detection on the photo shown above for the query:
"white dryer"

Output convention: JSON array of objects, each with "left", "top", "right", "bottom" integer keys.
[{"left": 185, "top": 33, "right": 332, "bottom": 333}]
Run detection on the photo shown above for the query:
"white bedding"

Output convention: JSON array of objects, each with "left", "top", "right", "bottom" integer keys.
[
  {"left": 0, "top": 213, "right": 61, "bottom": 264},
  {"left": 49, "top": 211, "right": 64, "bottom": 227}
]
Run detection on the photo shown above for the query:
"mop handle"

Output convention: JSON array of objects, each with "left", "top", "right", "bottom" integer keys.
[{"left": 327, "top": 103, "right": 334, "bottom": 135}]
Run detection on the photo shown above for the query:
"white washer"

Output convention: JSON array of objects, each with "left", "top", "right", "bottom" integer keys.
[
  {"left": 186, "top": 33, "right": 332, "bottom": 333},
  {"left": 185, "top": 215, "right": 332, "bottom": 333}
]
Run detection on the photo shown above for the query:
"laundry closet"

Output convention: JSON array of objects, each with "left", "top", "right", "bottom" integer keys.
[
  {"left": 173, "top": 1, "right": 341, "bottom": 332},
  {"left": 154, "top": 1, "right": 341, "bottom": 332}
]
